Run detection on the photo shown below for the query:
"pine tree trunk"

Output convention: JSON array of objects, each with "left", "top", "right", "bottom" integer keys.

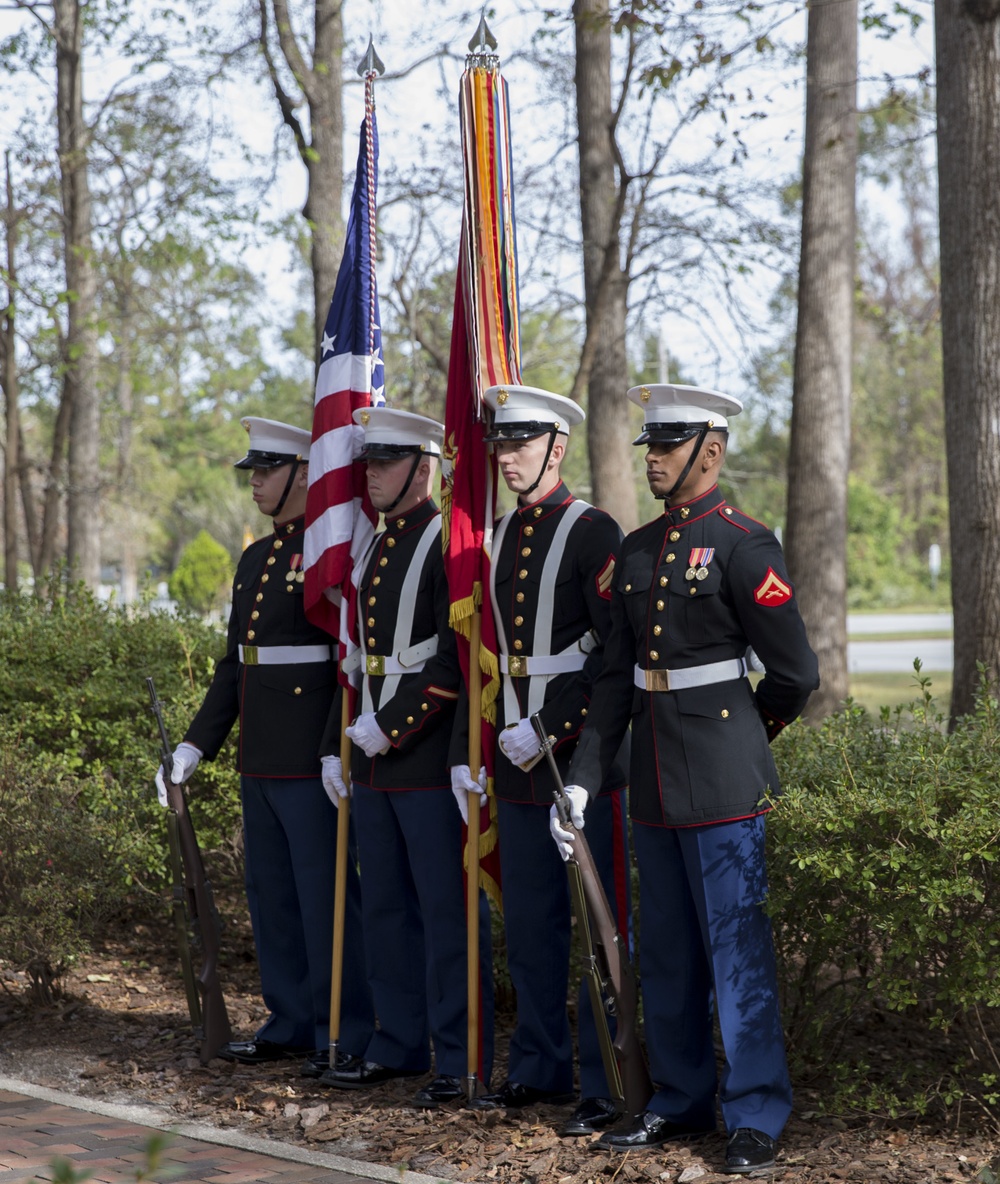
[
  {"left": 785, "top": 0, "right": 857, "bottom": 719},
  {"left": 573, "top": 0, "right": 638, "bottom": 532},
  {"left": 935, "top": 0, "right": 1000, "bottom": 720}
]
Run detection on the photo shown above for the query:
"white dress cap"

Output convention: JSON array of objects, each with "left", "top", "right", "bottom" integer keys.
[
  {"left": 352, "top": 406, "right": 445, "bottom": 457},
  {"left": 235, "top": 417, "right": 311, "bottom": 468},
  {"left": 626, "top": 384, "right": 742, "bottom": 445},
  {"left": 483, "top": 384, "right": 586, "bottom": 440}
]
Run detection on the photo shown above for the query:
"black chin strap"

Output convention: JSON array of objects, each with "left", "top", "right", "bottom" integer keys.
[
  {"left": 383, "top": 453, "right": 423, "bottom": 514},
  {"left": 270, "top": 460, "right": 302, "bottom": 518},
  {"left": 659, "top": 428, "right": 710, "bottom": 502},
  {"left": 521, "top": 429, "right": 559, "bottom": 498}
]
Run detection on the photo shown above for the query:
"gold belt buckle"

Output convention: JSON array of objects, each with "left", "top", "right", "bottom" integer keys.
[
  {"left": 507, "top": 655, "right": 526, "bottom": 677},
  {"left": 645, "top": 668, "right": 672, "bottom": 692},
  {"left": 366, "top": 654, "right": 385, "bottom": 676},
  {"left": 242, "top": 645, "right": 259, "bottom": 666}
]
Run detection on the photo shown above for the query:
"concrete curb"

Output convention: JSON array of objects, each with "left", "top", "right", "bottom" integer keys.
[{"left": 0, "top": 1074, "right": 448, "bottom": 1184}]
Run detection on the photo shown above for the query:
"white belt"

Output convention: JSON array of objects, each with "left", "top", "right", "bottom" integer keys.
[
  {"left": 240, "top": 644, "right": 333, "bottom": 666},
  {"left": 498, "top": 651, "right": 589, "bottom": 678},
  {"left": 634, "top": 656, "right": 747, "bottom": 693},
  {"left": 362, "top": 635, "right": 439, "bottom": 677}
]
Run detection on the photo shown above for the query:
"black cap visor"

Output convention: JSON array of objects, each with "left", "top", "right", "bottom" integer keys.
[
  {"left": 234, "top": 450, "right": 301, "bottom": 470},
  {"left": 360, "top": 442, "right": 427, "bottom": 460},
  {"left": 484, "top": 420, "right": 560, "bottom": 444},
  {"left": 632, "top": 422, "right": 725, "bottom": 447}
]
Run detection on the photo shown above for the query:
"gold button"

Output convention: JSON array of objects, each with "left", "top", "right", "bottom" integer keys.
[
  {"left": 669, "top": 530, "right": 680, "bottom": 542},
  {"left": 247, "top": 630, "right": 255, "bottom": 640},
  {"left": 286, "top": 523, "right": 294, "bottom": 533},
  {"left": 534, "top": 507, "right": 543, "bottom": 517},
  {"left": 659, "top": 576, "right": 668, "bottom": 586},
  {"left": 518, "top": 569, "right": 528, "bottom": 579},
  {"left": 521, "top": 547, "right": 531, "bottom": 557},
  {"left": 373, "top": 576, "right": 381, "bottom": 586},
  {"left": 369, "top": 596, "right": 376, "bottom": 605},
  {"left": 387, "top": 537, "right": 396, "bottom": 547},
  {"left": 516, "top": 592, "right": 525, "bottom": 603},
  {"left": 721, "top": 709, "right": 729, "bottom": 719},
  {"left": 653, "top": 625, "right": 661, "bottom": 636},
  {"left": 367, "top": 617, "right": 375, "bottom": 627},
  {"left": 689, "top": 587, "right": 697, "bottom": 596},
  {"left": 294, "top": 686, "right": 302, "bottom": 695},
  {"left": 581, "top": 708, "right": 588, "bottom": 716},
  {"left": 514, "top": 615, "right": 524, "bottom": 626},
  {"left": 725, "top": 507, "right": 733, "bottom": 515},
  {"left": 236, "top": 583, "right": 242, "bottom": 591},
  {"left": 564, "top": 721, "right": 572, "bottom": 730},
  {"left": 513, "top": 640, "right": 523, "bottom": 651},
  {"left": 524, "top": 526, "right": 534, "bottom": 536},
  {"left": 421, "top": 702, "right": 429, "bottom": 711},
  {"left": 625, "top": 583, "right": 632, "bottom": 592},
  {"left": 657, "top": 600, "right": 665, "bottom": 610},
  {"left": 256, "top": 593, "right": 263, "bottom": 602},
  {"left": 379, "top": 557, "right": 388, "bottom": 567},
  {"left": 368, "top": 636, "right": 376, "bottom": 647},
  {"left": 406, "top": 716, "right": 414, "bottom": 724},
  {"left": 274, "top": 539, "right": 283, "bottom": 549},
  {"left": 666, "top": 553, "right": 675, "bottom": 563},
  {"left": 391, "top": 729, "right": 399, "bottom": 738},
  {"left": 261, "top": 574, "right": 269, "bottom": 583},
  {"left": 267, "top": 556, "right": 276, "bottom": 566},
  {"left": 680, "top": 507, "right": 690, "bottom": 518},
  {"left": 251, "top": 611, "right": 259, "bottom": 621},
  {"left": 650, "top": 650, "right": 659, "bottom": 660},
  {"left": 396, "top": 518, "right": 405, "bottom": 528}
]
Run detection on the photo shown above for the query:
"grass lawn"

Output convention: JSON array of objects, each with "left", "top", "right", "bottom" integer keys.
[{"left": 847, "top": 670, "right": 952, "bottom": 717}]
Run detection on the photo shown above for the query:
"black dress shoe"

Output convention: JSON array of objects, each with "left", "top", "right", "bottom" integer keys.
[
  {"left": 318, "top": 1058, "right": 422, "bottom": 1090},
  {"left": 473, "top": 1080, "right": 575, "bottom": 1109},
  {"left": 596, "top": 1110, "right": 714, "bottom": 1151},
  {"left": 562, "top": 1096, "right": 620, "bottom": 1136},
  {"left": 724, "top": 1128, "right": 776, "bottom": 1174},
  {"left": 217, "top": 1039, "right": 305, "bottom": 1065},
  {"left": 300, "top": 1049, "right": 363, "bottom": 1078},
  {"left": 412, "top": 1074, "right": 465, "bottom": 1107}
]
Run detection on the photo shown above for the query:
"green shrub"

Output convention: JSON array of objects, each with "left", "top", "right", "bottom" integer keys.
[
  {"left": 168, "top": 529, "right": 233, "bottom": 615},
  {"left": 0, "top": 585, "right": 242, "bottom": 994},
  {"left": 769, "top": 669, "right": 1000, "bottom": 1118}
]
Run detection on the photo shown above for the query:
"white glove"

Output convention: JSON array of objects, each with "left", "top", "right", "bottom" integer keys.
[
  {"left": 549, "top": 785, "right": 589, "bottom": 861},
  {"left": 154, "top": 741, "right": 202, "bottom": 808},
  {"left": 450, "top": 764, "right": 487, "bottom": 825},
  {"left": 321, "top": 754, "right": 351, "bottom": 806},
  {"left": 497, "top": 717, "right": 543, "bottom": 768},
  {"left": 345, "top": 712, "right": 391, "bottom": 758}
]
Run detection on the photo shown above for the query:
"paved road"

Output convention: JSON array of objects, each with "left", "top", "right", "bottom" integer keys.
[{"left": 846, "top": 612, "right": 953, "bottom": 673}]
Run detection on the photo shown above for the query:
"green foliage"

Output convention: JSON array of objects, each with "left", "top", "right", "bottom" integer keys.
[
  {"left": 769, "top": 671, "right": 1000, "bottom": 1118},
  {"left": 0, "top": 586, "right": 241, "bottom": 973},
  {"left": 168, "top": 530, "right": 234, "bottom": 615}
]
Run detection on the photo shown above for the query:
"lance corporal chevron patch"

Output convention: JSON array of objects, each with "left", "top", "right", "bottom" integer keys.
[
  {"left": 754, "top": 567, "right": 793, "bottom": 606},
  {"left": 596, "top": 556, "right": 615, "bottom": 601}
]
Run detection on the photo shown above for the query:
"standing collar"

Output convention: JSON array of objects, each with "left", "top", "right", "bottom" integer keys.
[
  {"left": 665, "top": 484, "right": 725, "bottom": 526},
  {"left": 273, "top": 514, "right": 305, "bottom": 539},
  {"left": 384, "top": 494, "right": 438, "bottom": 535},
  {"left": 516, "top": 480, "right": 572, "bottom": 520}
]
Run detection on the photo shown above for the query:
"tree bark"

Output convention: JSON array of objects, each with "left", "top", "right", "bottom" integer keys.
[
  {"left": 3, "top": 152, "right": 20, "bottom": 591},
  {"left": 935, "top": 0, "right": 1000, "bottom": 719},
  {"left": 261, "top": 0, "right": 344, "bottom": 366},
  {"left": 785, "top": 0, "right": 858, "bottom": 719},
  {"left": 573, "top": 0, "right": 638, "bottom": 532},
  {"left": 55, "top": 0, "right": 101, "bottom": 588}
]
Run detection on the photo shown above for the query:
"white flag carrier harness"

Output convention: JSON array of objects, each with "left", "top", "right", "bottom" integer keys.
[{"left": 491, "top": 499, "right": 597, "bottom": 723}]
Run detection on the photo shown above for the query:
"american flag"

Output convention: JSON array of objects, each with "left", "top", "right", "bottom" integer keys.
[{"left": 303, "top": 97, "right": 384, "bottom": 676}]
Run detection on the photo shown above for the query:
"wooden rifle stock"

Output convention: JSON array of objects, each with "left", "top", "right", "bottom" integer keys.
[
  {"left": 147, "top": 678, "right": 233, "bottom": 1063},
  {"left": 530, "top": 713, "right": 653, "bottom": 1121}
]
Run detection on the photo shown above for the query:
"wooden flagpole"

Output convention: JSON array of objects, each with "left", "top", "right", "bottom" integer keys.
[
  {"left": 327, "top": 692, "right": 352, "bottom": 1072},
  {"left": 465, "top": 586, "right": 483, "bottom": 1100}
]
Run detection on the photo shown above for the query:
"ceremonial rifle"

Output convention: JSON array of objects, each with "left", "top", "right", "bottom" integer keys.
[
  {"left": 146, "top": 677, "right": 233, "bottom": 1063},
  {"left": 530, "top": 712, "right": 653, "bottom": 1122}
]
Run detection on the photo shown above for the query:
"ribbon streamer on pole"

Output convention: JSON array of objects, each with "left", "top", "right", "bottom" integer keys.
[{"left": 441, "top": 15, "right": 522, "bottom": 1103}]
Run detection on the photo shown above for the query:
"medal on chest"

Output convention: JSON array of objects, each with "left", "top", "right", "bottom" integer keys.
[{"left": 685, "top": 547, "right": 715, "bottom": 581}]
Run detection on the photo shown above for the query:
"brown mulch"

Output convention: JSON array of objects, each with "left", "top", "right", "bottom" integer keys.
[{"left": 1, "top": 905, "right": 998, "bottom": 1184}]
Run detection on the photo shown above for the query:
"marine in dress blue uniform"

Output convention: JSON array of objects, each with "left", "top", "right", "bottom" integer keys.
[
  {"left": 451, "top": 385, "right": 631, "bottom": 1135},
  {"left": 318, "top": 408, "right": 494, "bottom": 1106},
  {"left": 158, "top": 418, "right": 374, "bottom": 1074},
  {"left": 564, "top": 386, "right": 819, "bottom": 1174}
]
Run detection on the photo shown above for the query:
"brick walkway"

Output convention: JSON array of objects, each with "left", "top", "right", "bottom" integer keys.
[{"left": 0, "top": 1081, "right": 442, "bottom": 1184}]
